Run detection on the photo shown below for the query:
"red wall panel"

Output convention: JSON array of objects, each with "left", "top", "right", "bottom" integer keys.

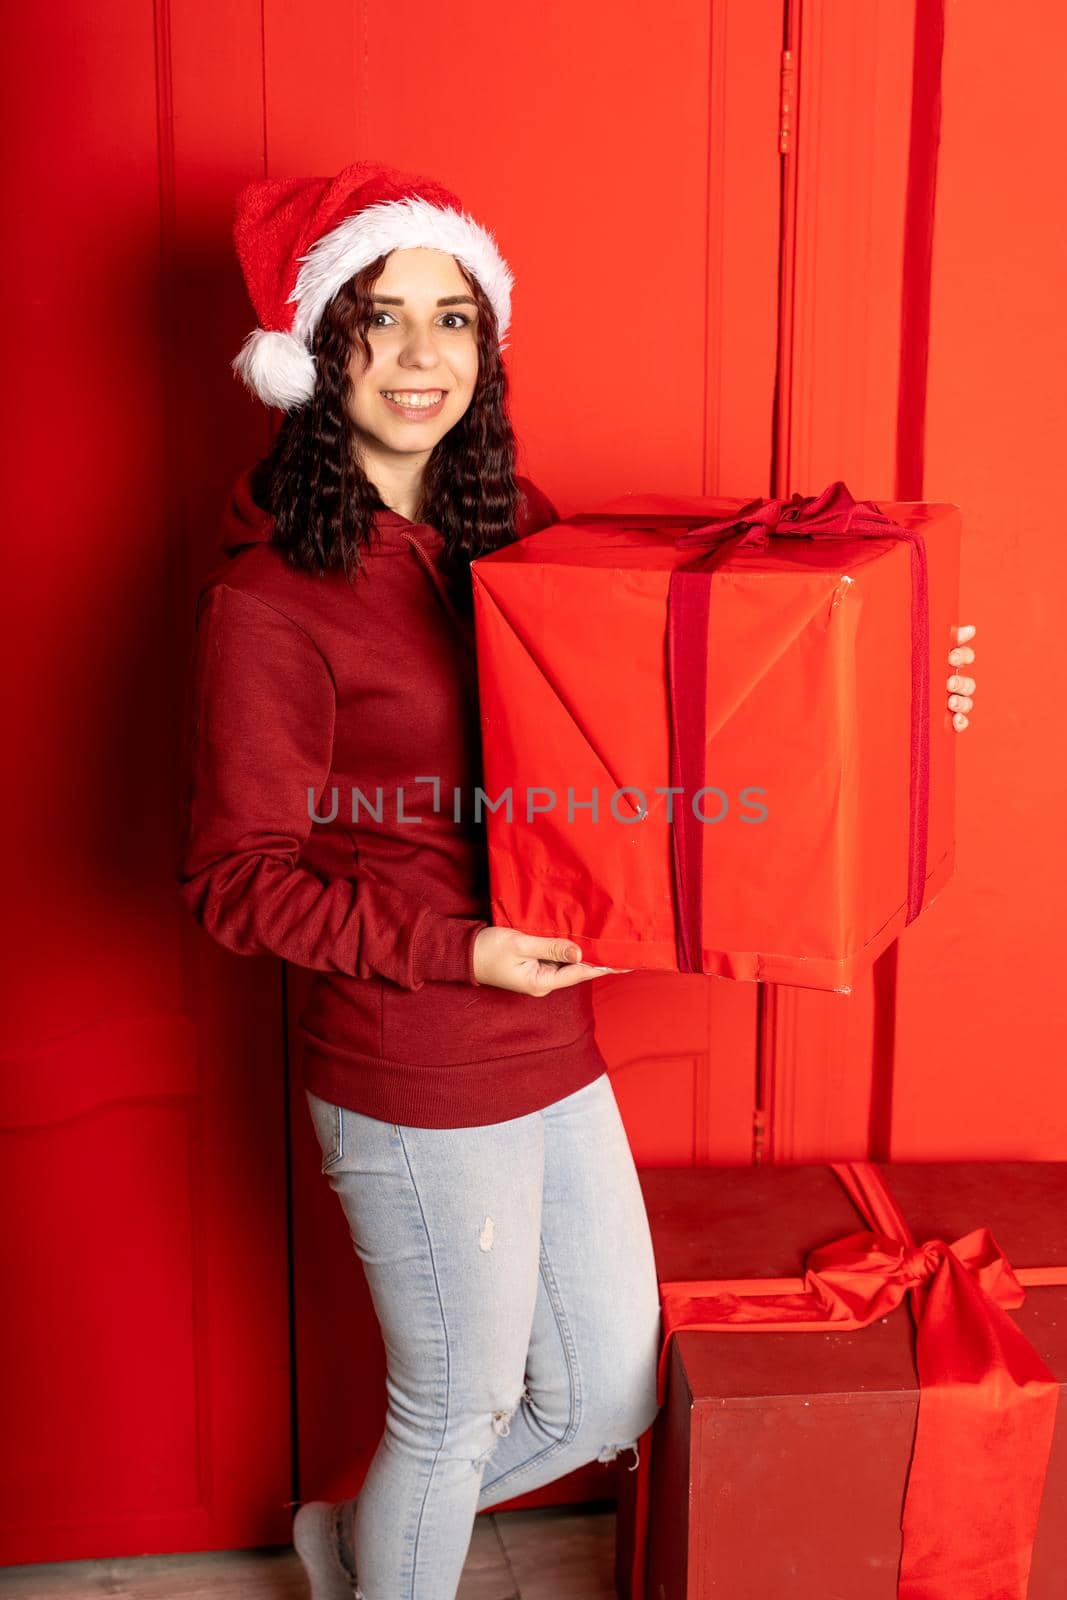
[
  {"left": 895, "top": 0, "right": 1067, "bottom": 1154},
  {"left": 7, "top": 0, "right": 1060, "bottom": 1569},
  {"left": 2, "top": 0, "right": 292, "bottom": 1566},
  {"left": 768, "top": 0, "right": 1067, "bottom": 1162}
]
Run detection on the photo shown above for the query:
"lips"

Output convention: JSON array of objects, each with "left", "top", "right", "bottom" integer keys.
[{"left": 380, "top": 389, "right": 448, "bottom": 420}]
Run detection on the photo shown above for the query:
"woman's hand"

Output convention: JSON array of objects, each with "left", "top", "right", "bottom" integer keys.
[
  {"left": 947, "top": 623, "right": 977, "bottom": 731},
  {"left": 472, "top": 926, "right": 631, "bottom": 995}
]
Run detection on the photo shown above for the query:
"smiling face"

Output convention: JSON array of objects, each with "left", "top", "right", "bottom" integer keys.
[{"left": 345, "top": 246, "right": 480, "bottom": 479}]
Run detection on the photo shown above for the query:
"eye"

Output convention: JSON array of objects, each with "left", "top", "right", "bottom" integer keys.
[{"left": 369, "top": 311, "right": 472, "bottom": 329}]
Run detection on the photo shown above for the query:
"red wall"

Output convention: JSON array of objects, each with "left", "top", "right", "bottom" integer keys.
[{"left": 2, "top": 0, "right": 1062, "bottom": 1565}]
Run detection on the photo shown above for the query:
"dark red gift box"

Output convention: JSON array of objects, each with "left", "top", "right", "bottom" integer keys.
[{"left": 615, "top": 1162, "right": 1067, "bottom": 1600}]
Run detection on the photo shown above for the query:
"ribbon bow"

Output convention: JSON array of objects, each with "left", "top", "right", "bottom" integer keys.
[
  {"left": 676, "top": 477, "right": 909, "bottom": 550},
  {"left": 565, "top": 480, "right": 932, "bottom": 973},
  {"left": 626, "top": 1160, "right": 1064, "bottom": 1600}
]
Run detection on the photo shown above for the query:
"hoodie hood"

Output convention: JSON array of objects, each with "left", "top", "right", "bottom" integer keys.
[
  {"left": 221, "top": 466, "right": 276, "bottom": 556},
  {"left": 219, "top": 464, "right": 439, "bottom": 560}
]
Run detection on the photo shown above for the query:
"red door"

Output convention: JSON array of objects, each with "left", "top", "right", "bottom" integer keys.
[{"left": 283, "top": 0, "right": 782, "bottom": 1513}]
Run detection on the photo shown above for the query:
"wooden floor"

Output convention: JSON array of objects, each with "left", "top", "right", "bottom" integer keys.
[{"left": 0, "top": 1503, "right": 619, "bottom": 1599}]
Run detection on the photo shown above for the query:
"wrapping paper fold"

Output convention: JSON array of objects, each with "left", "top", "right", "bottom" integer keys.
[
  {"left": 626, "top": 1160, "right": 1066, "bottom": 1600},
  {"left": 470, "top": 481, "right": 962, "bottom": 992}
]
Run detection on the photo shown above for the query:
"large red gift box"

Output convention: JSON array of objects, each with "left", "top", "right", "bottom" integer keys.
[
  {"left": 614, "top": 1161, "right": 1067, "bottom": 1600},
  {"left": 470, "top": 482, "right": 961, "bottom": 993}
]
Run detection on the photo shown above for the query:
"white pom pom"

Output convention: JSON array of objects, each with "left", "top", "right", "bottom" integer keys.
[{"left": 231, "top": 327, "right": 317, "bottom": 410}]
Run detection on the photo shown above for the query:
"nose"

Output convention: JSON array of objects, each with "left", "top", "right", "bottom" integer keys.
[{"left": 398, "top": 323, "right": 441, "bottom": 369}]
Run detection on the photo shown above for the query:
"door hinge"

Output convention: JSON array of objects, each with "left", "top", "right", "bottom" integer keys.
[
  {"left": 779, "top": 48, "right": 796, "bottom": 155},
  {"left": 752, "top": 1103, "right": 768, "bottom": 1165}
]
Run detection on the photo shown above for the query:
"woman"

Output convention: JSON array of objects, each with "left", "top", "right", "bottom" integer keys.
[
  {"left": 178, "top": 159, "right": 978, "bottom": 1600},
  {"left": 177, "top": 160, "right": 660, "bottom": 1600}
]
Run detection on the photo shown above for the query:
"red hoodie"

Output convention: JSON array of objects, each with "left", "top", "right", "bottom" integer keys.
[{"left": 176, "top": 468, "right": 607, "bottom": 1127}]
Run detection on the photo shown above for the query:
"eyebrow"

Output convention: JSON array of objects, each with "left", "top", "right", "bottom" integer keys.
[{"left": 371, "top": 295, "right": 478, "bottom": 308}]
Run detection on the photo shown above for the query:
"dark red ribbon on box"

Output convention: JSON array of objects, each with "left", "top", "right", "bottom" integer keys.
[
  {"left": 565, "top": 480, "right": 932, "bottom": 972},
  {"left": 625, "top": 1159, "right": 1065, "bottom": 1600}
]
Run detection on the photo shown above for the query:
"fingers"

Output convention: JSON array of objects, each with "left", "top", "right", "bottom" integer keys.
[
  {"left": 948, "top": 626, "right": 976, "bottom": 694},
  {"left": 515, "top": 934, "right": 584, "bottom": 965},
  {"left": 947, "top": 664, "right": 975, "bottom": 733},
  {"left": 947, "top": 623, "right": 976, "bottom": 736},
  {"left": 529, "top": 960, "right": 633, "bottom": 993},
  {"left": 500, "top": 931, "right": 631, "bottom": 993}
]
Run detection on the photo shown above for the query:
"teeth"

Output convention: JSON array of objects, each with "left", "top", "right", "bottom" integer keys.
[{"left": 382, "top": 390, "right": 443, "bottom": 407}]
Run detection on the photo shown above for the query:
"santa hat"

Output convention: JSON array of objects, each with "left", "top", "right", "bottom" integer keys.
[{"left": 230, "top": 159, "right": 515, "bottom": 410}]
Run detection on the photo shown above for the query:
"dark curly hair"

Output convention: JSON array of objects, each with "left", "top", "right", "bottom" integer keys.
[{"left": 249, "top": 254, "right": 520, "bottom": 615}]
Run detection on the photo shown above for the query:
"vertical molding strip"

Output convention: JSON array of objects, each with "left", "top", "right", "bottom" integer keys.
[
  {"left": 896, "top": 0, "right": 946, "bottom": 500},
  {"left": 765, "top": 0, "right": 943, "bottom": 1162}
]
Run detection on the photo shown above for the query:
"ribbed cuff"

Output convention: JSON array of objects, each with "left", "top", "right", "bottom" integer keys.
[
  {"left": 466, "top": 920, "right": 489, "bottom": 986},
  {"left": 409, "top": 912, "right": 490, "bottom": 986}
]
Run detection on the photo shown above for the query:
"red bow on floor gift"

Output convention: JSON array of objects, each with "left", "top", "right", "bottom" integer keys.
[{"left": 626, "top": 1160, "right": 1064, "bottom": 1600}]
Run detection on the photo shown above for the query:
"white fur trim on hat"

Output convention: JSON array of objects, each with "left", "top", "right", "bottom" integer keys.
[
  {"left": 231, "top": 327, "right": 319, "bottom": 410},
  {"left": 290, "top": 195, "right": 514, "bottom": 349}
]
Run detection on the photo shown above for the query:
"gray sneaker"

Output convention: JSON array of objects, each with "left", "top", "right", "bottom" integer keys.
[{"left": 292, "top": 1498, "right": 362, "bottom": 1599}]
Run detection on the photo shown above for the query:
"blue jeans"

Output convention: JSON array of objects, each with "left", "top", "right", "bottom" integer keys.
[{"left": 304, "top": 1070, "right": 662, "bottom": 1600}]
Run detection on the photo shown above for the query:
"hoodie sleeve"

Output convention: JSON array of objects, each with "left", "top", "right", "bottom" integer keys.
[{"left": 176, "top": 583, "right": 489, "bottom": 989}]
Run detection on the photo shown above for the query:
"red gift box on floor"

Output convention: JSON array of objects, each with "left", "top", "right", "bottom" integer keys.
[
  {"left": 614, "top": 1161, "right": 1067, "bottom": 1600},
  {"left": 470, "top": 482, "right": 961, "bottom": 993}
]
